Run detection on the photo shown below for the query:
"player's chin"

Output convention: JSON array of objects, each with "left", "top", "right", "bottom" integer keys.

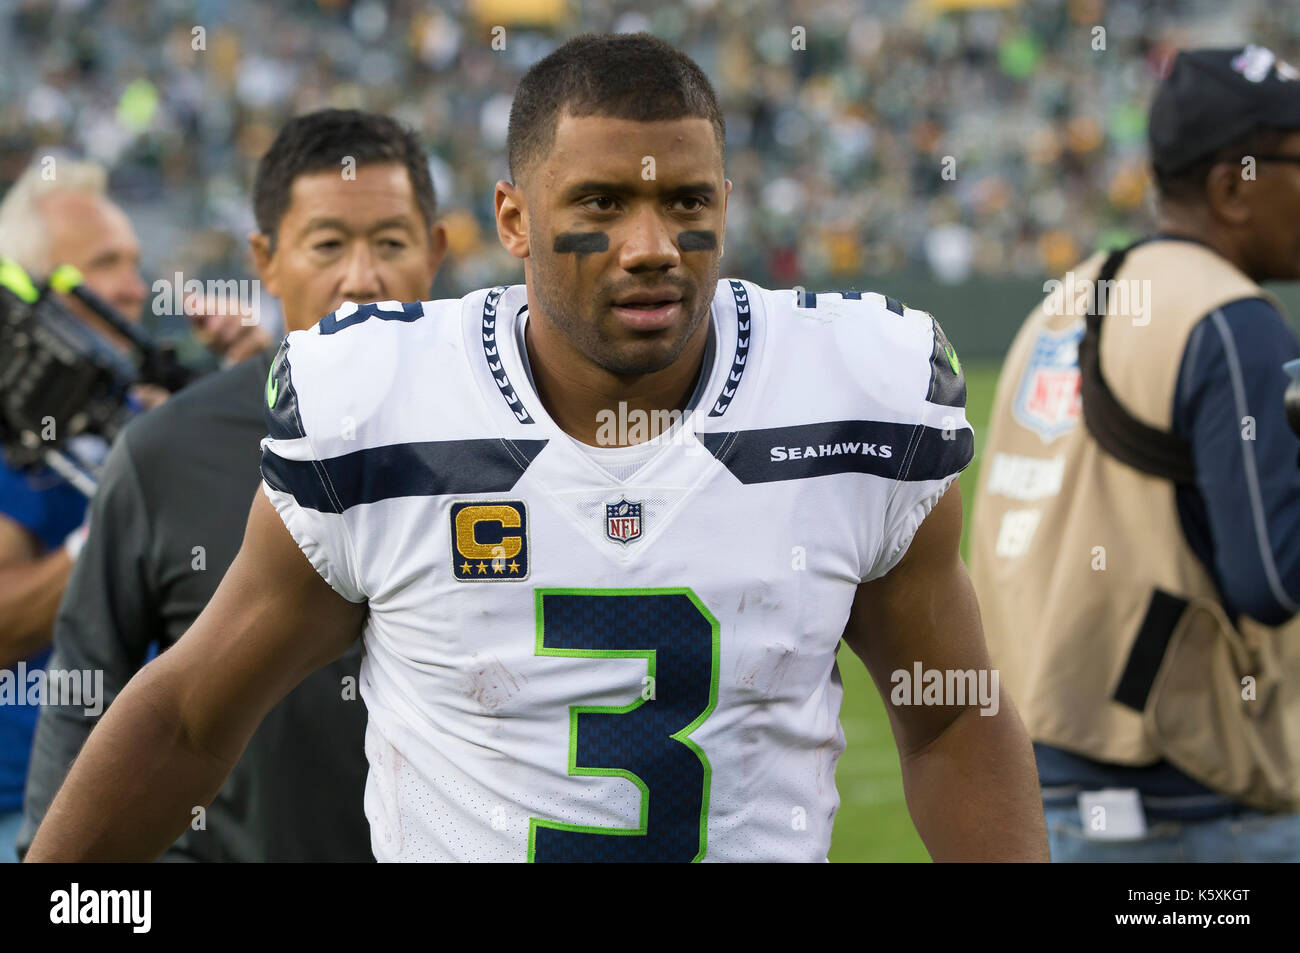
[
  {"left": 591, "top": 329, "right": 686, "bottom": 376},
  {"left": 603, "top": 340, "right": 682, "bottom": 376}
]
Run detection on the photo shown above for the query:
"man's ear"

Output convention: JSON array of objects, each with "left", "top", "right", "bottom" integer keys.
[
  {"left": 495, "top": 180, "right": 530, "bottom": 260},
  {"left": 425, "top": 222, "right": 448, "bottom": 285},
  {"left": 1205, "top": 162, "right": 1253, "bottom": 227},
  {"left": 248, "top": 232, "right": 279, "bottom": 297}
]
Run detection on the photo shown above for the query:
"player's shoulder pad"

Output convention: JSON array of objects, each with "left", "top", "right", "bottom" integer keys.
[
  {"left": 264, "top": 297, "right": 458, "bottom": 454},
  {"left": 757, "top": 287, "right": 967, "bottom": 412}
]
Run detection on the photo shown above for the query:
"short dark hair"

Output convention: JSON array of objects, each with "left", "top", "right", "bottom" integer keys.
[
  {"left": 253, "top": 109, "right": 437, "bottom": 251},
  {"left": 1154, "top": 125, "right": 1292, "bottom": 204},
  {"left": 506, "top": 33, "right": 726, "bottom": 184}
]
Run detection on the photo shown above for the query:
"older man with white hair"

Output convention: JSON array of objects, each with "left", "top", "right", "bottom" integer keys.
[
  {"left": 0, "top": 156, "right": 269, "bottom": 356},
  {"left": 0, "top": 158, "right": 149, "bottom": 330}
]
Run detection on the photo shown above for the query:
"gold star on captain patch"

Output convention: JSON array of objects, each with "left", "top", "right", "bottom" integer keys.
[
  {"left": 477, "top": 562, "right": 487, "bottom": 574},
  {"left": 460, "top": 561, "right": 472, "bottom": 574},
  {"left": 492, "top": 561, "right": 504, "bottom": 573},
  {"left": 508, "top": 560, "right": 520, "bottom": 573}
]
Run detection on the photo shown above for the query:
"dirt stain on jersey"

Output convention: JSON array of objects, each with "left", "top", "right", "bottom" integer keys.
[
  {"left": 463, "top": 653, "right": 527, "bottom": 711},
  {"left": 364, "top": 728, "right": 406, "bottom": 856},
  {"left": 736, "top": 640, "right": 798, "bottom": 696}
]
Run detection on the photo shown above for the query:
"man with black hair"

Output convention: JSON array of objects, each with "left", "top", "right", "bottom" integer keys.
[
  {"left": 19, "top": 108, "right": 447, "bottom": 861},
  {"left": 29, "top": 34, "right": 1046, "bottom": 863},
  {"left": 971, "top": 45, "right": 1300, "bottom": 861}
]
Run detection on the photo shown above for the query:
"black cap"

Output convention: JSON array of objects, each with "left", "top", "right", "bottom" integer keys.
[{"left": 1149, "top": 45, "right": 1300, "bottom": 176}]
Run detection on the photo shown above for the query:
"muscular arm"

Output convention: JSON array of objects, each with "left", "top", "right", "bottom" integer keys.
[
  {"left": 844, "top": 483, "right": 1048, "bottom": 861},
  {"left": 0, "top": 524, "right": 71, "bottom": 667},
  {"left": 25, "top": 488, "right": 367, "bottom": 861}
]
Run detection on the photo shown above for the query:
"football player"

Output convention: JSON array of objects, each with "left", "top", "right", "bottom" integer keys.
[{"left": 28, "top": 33, "right": 1048, "bottom": 862}]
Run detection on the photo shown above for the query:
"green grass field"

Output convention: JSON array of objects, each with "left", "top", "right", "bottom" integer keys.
[{"left": 827, "top": 360, "right": 1001, "bottom": 862}]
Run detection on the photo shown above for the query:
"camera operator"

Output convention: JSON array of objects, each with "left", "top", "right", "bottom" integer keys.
[
  {"left": 970, "top": 47, "right": 1300, "bottom": 861},
  {"left": 0, "top": 157, "right": 268, "bottom": 859}
]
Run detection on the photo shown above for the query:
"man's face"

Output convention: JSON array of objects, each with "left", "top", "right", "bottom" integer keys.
[
  {"left": 251, "top": 162, "right": 446, "bottom": 333},
  {"left": 1244, "top": 130, "right": 1300, "bottom": 281},
  {"left": 503, "top": 113, "right": 729, "bottom": 376},
  {"left": 40, "top": 191, "right": 148, "bottom": 323}
]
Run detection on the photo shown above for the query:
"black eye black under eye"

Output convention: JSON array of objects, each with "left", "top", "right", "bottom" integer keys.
[
  {"left": 678, "top": 230, "right": 717, "bottom": 251},
  {"left": 554, "top": 232, "right": 610, "bottom": 254}
]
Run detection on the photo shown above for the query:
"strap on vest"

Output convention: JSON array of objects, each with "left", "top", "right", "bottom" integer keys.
[
  {"left": 1080, "top": 245, "right": 1204, "bottom": 711},
  {"left": 1077, "top": 243, "right": 1198, "bottom": 485},
  {"left": 1113, "top": 589, "right": 1190, "bottom": 711}
]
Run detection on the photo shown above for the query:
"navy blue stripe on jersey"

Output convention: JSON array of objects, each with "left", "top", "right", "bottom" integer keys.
[
  {"left": 483, "top": 287, "right": 534, "bottom": 424},
  {"left": 707, "top": 280, "right": 752, "bottom": 418},
  {"left": 265, "top": 338, "right": 306, "bottom": 441},
  {"left": 318, "top": 301, "right": 424, "bottom": 335},
  {"left": 884, "top": 296, "right": 904, "bottom": 316},
  {"left": 261, "top": 438, "right": 550, "bottom": 513},
  {"left": 701, "top": 420, "right": 973, "bottom": 485},
  {"left": 926, "top": 316, "right": 967, "bottom": 408}
]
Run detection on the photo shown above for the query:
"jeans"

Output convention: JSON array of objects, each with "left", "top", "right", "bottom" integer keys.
[
  {"left": 0, "top": 809, "right": 21, "bottom": 863},
  {"left": 1044, "top": 801, "right": 1300, "bottom": 861}
]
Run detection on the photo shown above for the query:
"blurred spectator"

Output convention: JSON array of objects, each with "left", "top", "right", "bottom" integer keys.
[{"left": 1, "top": 0, "right": 1298, "bottom": 295}]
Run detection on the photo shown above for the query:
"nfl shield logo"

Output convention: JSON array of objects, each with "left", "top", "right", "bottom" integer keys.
[
  {"left": 605, "top": 499, "right": 643, "bottom": 545},
  {"left": 1013, "top": 323, "right": 1084, "bottom": 444}
]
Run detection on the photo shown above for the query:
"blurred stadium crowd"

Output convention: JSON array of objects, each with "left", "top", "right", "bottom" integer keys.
[{"left": 2, "top": 0, "right": 1299, "bottom": 321}]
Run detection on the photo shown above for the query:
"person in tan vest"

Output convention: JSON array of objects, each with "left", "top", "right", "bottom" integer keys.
[{"left": 971, "top": 45, "right": 1300, "bottom": 861}]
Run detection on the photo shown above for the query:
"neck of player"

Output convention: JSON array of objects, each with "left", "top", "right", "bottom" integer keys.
[{"left": 524, "top": 311, "right": 710, "bottom": 448}]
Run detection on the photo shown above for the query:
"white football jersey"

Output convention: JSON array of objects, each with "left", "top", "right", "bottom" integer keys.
[{"left": 259, "top": 279, "right": 972, "bottom": 862}]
